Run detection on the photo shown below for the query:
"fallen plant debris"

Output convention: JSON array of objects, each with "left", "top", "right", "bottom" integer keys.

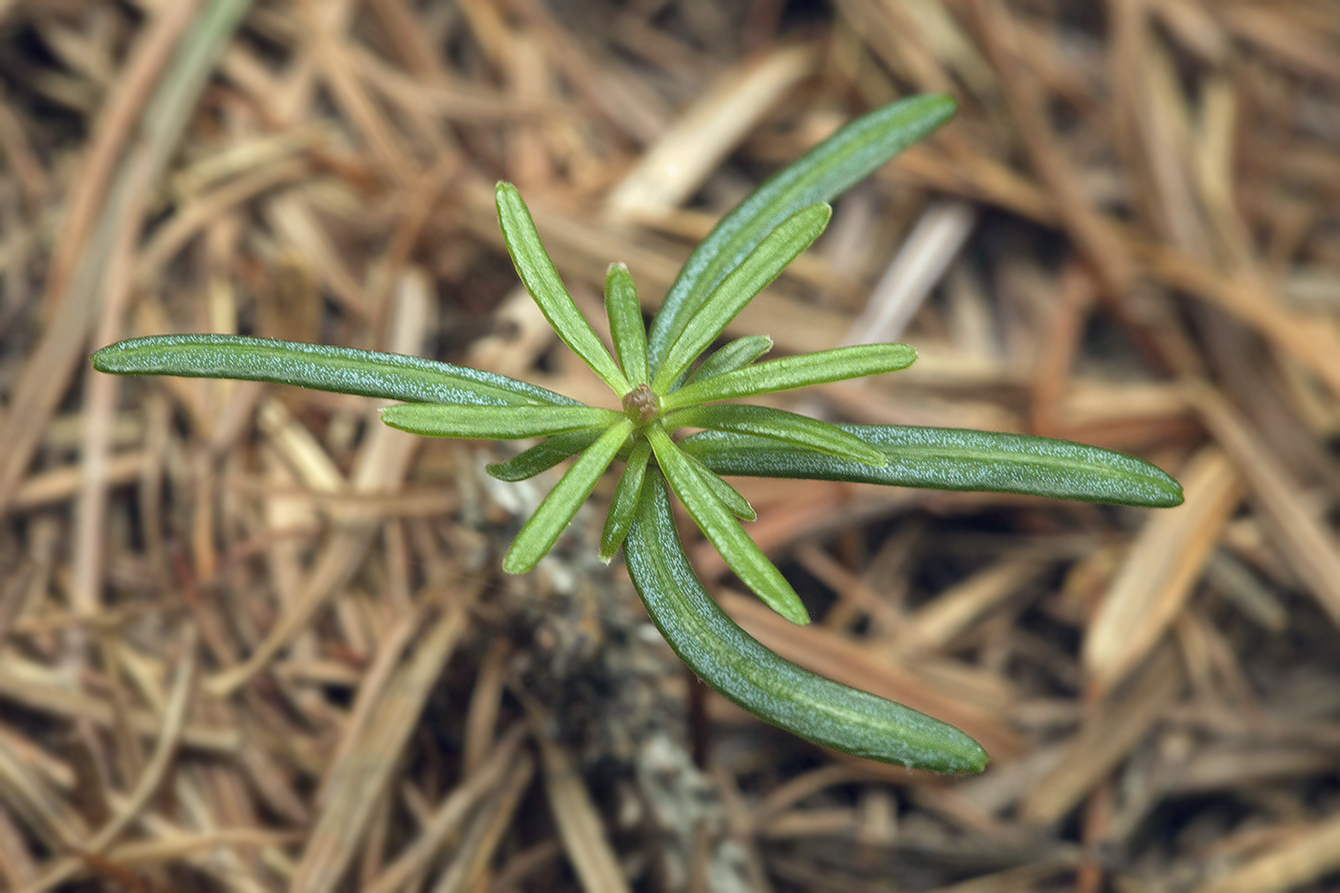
[{"left": 2, "top": 1, "right": 1339, "bottom": 891}]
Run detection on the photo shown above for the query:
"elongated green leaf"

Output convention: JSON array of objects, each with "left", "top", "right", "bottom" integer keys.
[
  {"left": 646, "top": 94, "right": 957, "bottom": 376},
  {"left": 662, "top": 343, "right": 916, "bottom": 410},
  {"left": 503, "top": 420, "right": 634, "bottom": 573},
  {"left": 486, "top": 428, "right": 608, "bottom": 481},
  {"left": 380, "top": 403, "right": 618, "bottom": 440},
  {"left": 496, "top": 183, "right": 630, "bottom": 394},
  {"left": 683, "top": 451, "right": 755, "bottom": 521},
  {"left": 91, "top": 334, "right": 580, "bottom": 407},
  {"left": 625, "top": 472, "right": 988, "bottom": 772},
  {"left": 646, "top": 426, "right": 807, "bottom": 624},
  {"left": 681, "top": 424, "right": 1185, "bottom": 508},
  {"left": 683, "top": 335, "right": 773, "bottom": 386},
  {"left": 605, "top": 263, "right": 648, "bottom": 387},
  {"left": 652, "top": 203, "right": 831, "bottom": 392},
  {"left": 600, "top": 439, "right": 651, "bottom": 561},
  {"left": 664, "top": 403, "right": 887, "bottom": 467}
]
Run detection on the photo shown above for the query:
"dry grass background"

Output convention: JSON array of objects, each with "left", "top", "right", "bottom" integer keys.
[{"left": 1, "top": 0, "right": 1339, "bottom": 890}]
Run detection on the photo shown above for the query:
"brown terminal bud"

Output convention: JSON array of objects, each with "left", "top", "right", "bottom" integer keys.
[{"left": 622, "top": 384, "right": 660, "bottom": 425}]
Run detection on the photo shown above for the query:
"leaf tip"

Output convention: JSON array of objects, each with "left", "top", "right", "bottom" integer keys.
[
  {"left": 377, "top": 404, "right": 412, "bottom": 433},
  {"left": 500, "top": 546, "right": 534, "bottom": 575},
  {"left": 494, "top": 181, "right": 521, "bottom": 213},
  {"left": 947, "top": 739, "right": 989, "bottom": 775},
  {"left": 1154, "top": 480, "right": 1185, "bottom": 508}
]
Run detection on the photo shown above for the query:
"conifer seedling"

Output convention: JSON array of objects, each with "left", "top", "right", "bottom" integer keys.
[{"left": 94, "top": 94, "right": 1182, "bottom": 773}]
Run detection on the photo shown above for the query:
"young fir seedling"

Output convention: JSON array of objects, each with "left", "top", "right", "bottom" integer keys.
[{"left": 93, "top": 94, "right": 1182, "bottom": 774}]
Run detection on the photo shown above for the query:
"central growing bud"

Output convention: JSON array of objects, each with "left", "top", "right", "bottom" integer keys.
[{"left": 622, "top": 383, "right": 660, "bottom": 425}]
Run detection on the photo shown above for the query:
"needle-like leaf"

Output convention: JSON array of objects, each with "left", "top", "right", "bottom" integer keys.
[
  {"left": 486, "top": 428, "right": 608, "bottom": 481},
  {"left": 652, "top": 203, "right": 831, "bottom": 392},
  {"left": 600, "top": 439, "right": 651, "bottom": 561},
  {"left": 646, "top": 426, "right": 808, "bottom": 624},
  {"left": 664, "top": 403, "right": 887, "bottom": 466},
  {"left": 646, "top": 94, "right": 956, "bottom": 375},
  {"left": 663, "top": 343, "right": 917, "bottom": 410},
  {"left": 683, "top": 335, "right": 773, "bottom": 386},
  {"left": 91, "top": 334, "right": 580, "bottom": 407},
  {"left": 605, "top": 262, "right": 648, "bottom": 387},
  {"left": 503, "top": 419, "right": 634, "bottom": 573},
  {"left": 380, "top": 403, "right": 619, "bottom": 440},
  {"left": 496, "top": 183, "right": 630, "bottom": 395},
  {"left": 682, "top": 450, "right": 756, "bottom": 521},
  {"left": 625, "top": 474, "right": 988, "bottom": 772},
  {"left": 681, "top": 424, "right": 1186, "bottom": 508}
]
